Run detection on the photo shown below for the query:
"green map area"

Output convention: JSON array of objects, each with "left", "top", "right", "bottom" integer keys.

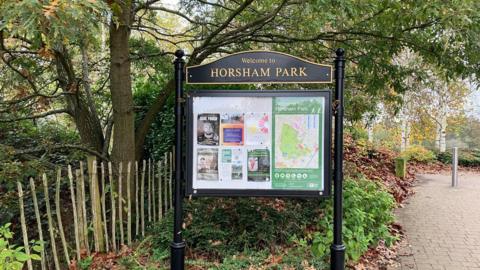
[
  {"left": 279, "top": 123, "right": 309, "bottom": 158},
  {"left": 272, "top": 97, "right": 324, "bottom": 191}
]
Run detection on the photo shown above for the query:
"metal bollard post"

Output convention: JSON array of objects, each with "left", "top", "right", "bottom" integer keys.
[{"left": 452, "top": 147, "right": 458, "bottom": 187}]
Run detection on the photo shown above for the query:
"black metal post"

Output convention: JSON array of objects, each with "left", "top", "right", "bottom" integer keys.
[
  {"left": 171, "top": 49, "right": 186, "bottom": 270},
  {"left": 331, "top": 48, "right": 346, "bottom": 270}
]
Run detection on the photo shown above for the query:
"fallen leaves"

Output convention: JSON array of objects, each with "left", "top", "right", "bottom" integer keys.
[
  {"left": 69, "top": 245, "right": 134, "bottom": 270},
  {"left": 344, "top": 135, "right": 416, "bottom": 204}
]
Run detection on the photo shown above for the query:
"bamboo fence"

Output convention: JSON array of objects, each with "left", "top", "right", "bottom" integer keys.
[{"left": 15, "top": 154, "right": 174, "bottom": 268}]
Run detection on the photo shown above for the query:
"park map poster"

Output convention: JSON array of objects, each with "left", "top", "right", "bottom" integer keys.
[{"left": 190, "top": 95, "right": 325, "bottom": 192}]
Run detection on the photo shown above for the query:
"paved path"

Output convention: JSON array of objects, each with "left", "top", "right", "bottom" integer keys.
[{"left": 396, "top": 172, "right": 480, "bottom": 270}]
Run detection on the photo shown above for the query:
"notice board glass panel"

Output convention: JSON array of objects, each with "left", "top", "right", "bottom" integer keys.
[{"left": 186, "top": 90, "right": 332, "bottom": 197}]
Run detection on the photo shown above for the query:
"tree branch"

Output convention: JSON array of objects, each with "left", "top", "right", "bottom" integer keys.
[
  {"left": 13, "top": 144, "right": 109, "bottom": 161},
  {"left": 0, "top": 109, "right": 70, "bottom": 122}
]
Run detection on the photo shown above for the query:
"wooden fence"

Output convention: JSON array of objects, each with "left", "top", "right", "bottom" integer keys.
[{"left": 15, "top": 153, "right": 174, "bottom": 270}]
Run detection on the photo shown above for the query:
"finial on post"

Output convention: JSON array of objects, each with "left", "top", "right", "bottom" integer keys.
[
  {"left": 335, "top": 48, "right": 345, "bottom": 58},
  {"left": 175, "top": 49, "right": 185, "bottom": 59}
]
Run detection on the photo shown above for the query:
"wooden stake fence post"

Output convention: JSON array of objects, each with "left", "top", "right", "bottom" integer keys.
[
  {"left": 100, "top": 162, "right": 109, "bottom": 252},
  {"left": 118, "top": 162, "right": 124, "bottom": 246},
  {"left": 75, "top": 169, "right": 86, "bottom": 252},
  {"left": 29, "top": 178, "right": 47, "bottom": 270},
  {"left": 157, "top": 160, "right": 162, "bottom": 220},
  {"left": 67, "top": 166, "right": 81, "bottom": 262},
  {"left": 108, "top": 162, "right": 117, "bottom": 251},
  {"left": 17, "top": 181, "right": 33, "bottom": 270},
  {"left": 152, "top": 160, "right": 156, "bottom": 222},
  {"left": 79, "top": 162, "right": 90, "bottom": 254},
  {"left": 164, "top": 155, "right": 168, "bottom": 211},
  {"left": 90, "top": 160, "right": 105, "bottom": 252},
  {"left": 42, "top": 174, "right": 61, "bottom": 270},
  {"left": 127, "top": 162, "right": 132, "bottom": 245},
  {"left": 141, "top": 160, "right": 146, "bottom": 237},
  {"left": 135, "top": 161, "right": 139, "bottom": 238},
  {"left": 55, "top": 169, "right": 70, "bottom": 263},
  {"left": 148, "top": 159, "right": 152, "bottom": 223}
]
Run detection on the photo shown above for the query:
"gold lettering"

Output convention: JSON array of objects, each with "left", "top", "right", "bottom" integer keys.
[
  {"left": 291, "top": 67, "right": 298, "bottom": 77},
  {"left": 281, "top": 68, "right": 290, "bottom": 77},
  {"left": 219, "top": 68, "right": 227, "bottom": 77},
  {"left": 228, "top": 68, "right": 235, "bottom": 77},
  {"left": 260, "top": 68, "right": 270, "bottom": 77},
  {"left": 235, "top": 68, "right": 241, "bottom": 77},
  {"left": 243, "top": 68, "right": 251, "bottom": 77},
  {"left": 211, "top": 68, "right": 219, "bottom": 77},
  {"left": 276, "top": 68, "right": 282, "bottom": 76},
  {"left": 251, "top": 68, "right": 259, "bottom": 77},
  {"left": 299, "top": 67, "right": 307, "bottom": 76}
]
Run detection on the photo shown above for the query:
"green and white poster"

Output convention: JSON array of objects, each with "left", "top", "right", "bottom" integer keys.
[
  {"left": 191, "top": 94, "right": 326, "bottom": 192},
  {"left": 272, "top": 97, "right": 324, "bottom": 190}
]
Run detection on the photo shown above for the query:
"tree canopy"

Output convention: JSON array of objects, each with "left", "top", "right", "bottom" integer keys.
[{"left": 1, "top": 0, "right": 479, "bottom": 162}]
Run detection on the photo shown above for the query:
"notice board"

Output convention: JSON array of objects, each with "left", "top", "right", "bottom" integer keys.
[{"left": 186, "top": 90, "right": 331, "bottom": 197}]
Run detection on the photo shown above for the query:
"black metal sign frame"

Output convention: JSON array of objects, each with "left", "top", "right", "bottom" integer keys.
[
  {"left": 185, "top": 90, "right": 332, "bottom": 198},
  {"left": 170, "top": 49, "right": 346, "bottom": 270}
]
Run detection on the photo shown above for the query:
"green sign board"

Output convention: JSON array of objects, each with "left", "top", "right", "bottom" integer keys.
[{"left": 186, "top": 90, "right": 331, "bottom": 197}]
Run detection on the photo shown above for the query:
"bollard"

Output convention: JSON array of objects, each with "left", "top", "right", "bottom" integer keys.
[
  {"left": 395, "top": 157, "right": 407, "bottom": 179},
  {"left": 452, "top": 147, "right": 458, "bottom": 187}
]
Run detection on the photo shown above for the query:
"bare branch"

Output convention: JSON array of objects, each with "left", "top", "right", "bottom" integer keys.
[
  {"left": 102, "top": 115, "right": 114, "bottom": 156},
  {"left": 134, "top": 0, "right": 162, "bottom": 12},
  {"left": 143, "top": 5, "right": 204, "bottom": 25},
  {"left": 197, "top": 0, "right": 254, "bottom": 52},
  {"left": 13, "top": 144, "right": 109, "bottom": 161},
  {"left": 0, "top": 109, "right": 70, "bottom": 122},
  {"left": 0, "top": 31, "right": 39, "bottom": 92},
  {"left": 0, "top": 92, "right": 66, "bottom": 105},
  {"left": 196, "top": 0, "right": 234, "bottom": 11}
]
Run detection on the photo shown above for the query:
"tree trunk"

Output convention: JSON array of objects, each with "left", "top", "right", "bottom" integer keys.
[
  {"left": 439, "top": 115, "right": 447, "bottom": 152},
  {"left": 109, "top": 1, "right": 135, "bottom": 220},
  {"left": 54, "top": 46, "right": 104, "bottom": 154},
  {"left": 109, "top": 1, "right": 135, "bottom": 165},
  {"left": 367, "top": 123, "right": 373, "bottom": 143},
  {"left": 435, "top": 122, "right": 441, "bottom": 151},
  {"left": 400, "top": 118, "right": 410, "bottom": 152}
]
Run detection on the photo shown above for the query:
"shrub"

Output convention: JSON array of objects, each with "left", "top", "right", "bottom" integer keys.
[
  {"left": 438, "top": 150, "right": 480, "bottom": 167},
  {"left": 0, "top": 223, "right": 42, "bottom": 270},
  {"left": 312, "top": 178, "right": 397, "bottom": 261},
  {"left": 150, "top": 177, "right": 397, "bottom": 266},
  {"left": 150, "top": 197, "right": 323, "bottom": 259},
  {"left": 400, "top": 145, "right": 436, "bottom": 163}
]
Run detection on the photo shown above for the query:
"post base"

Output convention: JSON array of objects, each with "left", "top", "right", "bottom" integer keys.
[
  {"left": 330, "top": 244, "right": 346, "bottom": 270},
  {"left": 170, "top": 241, "right": 186, "bottom": 270}
]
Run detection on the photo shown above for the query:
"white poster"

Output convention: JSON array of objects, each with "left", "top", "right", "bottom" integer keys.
[
  {"left": 220, "top": 148, "right": 244, "bottom": 180},
  {"left": 245, "top": 112, "right": 270, "bottom": 146}
]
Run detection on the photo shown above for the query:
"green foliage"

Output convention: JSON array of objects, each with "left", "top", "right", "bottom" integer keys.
[
  {"left": 312, "top": 178, "right": 397, "bottom": 262},
  {"left": 0, "top": 223, "right": 41, "bottom": 270},
  {"left": 151, "top": 198, "right": 322, "bottom": 259},
  {"left": 150, "top": 177, "right": 396, "bottom": 267},
  {"left": 78, "top": 256, "right": 93, "bottom": 270},
  {"left": 0, "top": 0, "right": 108, "bottom": 49},
  {"left": 347, "top": 125, "right": 369, "bottom": 141},
  {"left": 437, "top": 150, "right": 480, "bottom": 167},
  {"left": 400, "top": 145, "right": 436, "bottom": 163}
]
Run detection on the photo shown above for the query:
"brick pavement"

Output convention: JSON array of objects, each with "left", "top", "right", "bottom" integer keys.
[{"left": 395, "top": 172, "right": 480, "bottom": 270}]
